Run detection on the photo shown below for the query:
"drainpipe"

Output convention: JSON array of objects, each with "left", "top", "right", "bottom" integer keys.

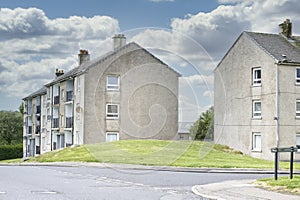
[{"left": 275, "top": 62, "right": 279, "bottom": 148}]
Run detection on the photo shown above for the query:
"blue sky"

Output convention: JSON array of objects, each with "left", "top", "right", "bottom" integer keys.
[{"left": 1, "top": 0, "right": 300, "bottom": 123}]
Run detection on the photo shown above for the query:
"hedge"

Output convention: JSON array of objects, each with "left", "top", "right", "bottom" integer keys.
[{"left": 0, "top": 144, "right": 23, "bottom": 160}]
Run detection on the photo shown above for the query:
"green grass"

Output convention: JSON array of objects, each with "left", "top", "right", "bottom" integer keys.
[
  {"left": 0, "top": 158, "right": 22, "bottom": 163},
  {"left": 256, "top": 176, "right": 300, "bottom": 194},
  {"left": 29, "top": 145, "right": 98, "bottom": 162},
  {"left": 21, "top": 140, "right": 300, "bottom": 170}
]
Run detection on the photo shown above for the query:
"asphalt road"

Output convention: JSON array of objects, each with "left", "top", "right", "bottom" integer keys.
[{"left": 0, "top": 165, "right": 270, "bottom": 200}]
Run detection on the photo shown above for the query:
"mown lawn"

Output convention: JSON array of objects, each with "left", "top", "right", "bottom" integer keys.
[
  {"left": 256, "top": 176, "right": 300, "bottom": 195},
  {"left": 26, "top": 140, "right": 300, "bottom": 170}
]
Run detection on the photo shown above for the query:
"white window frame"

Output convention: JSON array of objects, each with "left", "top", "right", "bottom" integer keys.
[
  {"left": 296, "top": 68, "right": 300, "bottom": 85},
  {"left": 106, "top": 75, "right": 120, "bottom": 91},
  {"left": 296, "top": 100, "right": 300, "bottom": 118},
  {"left": 252, "top": 100, "right": 261, "bottom": 119},
  {"left": 252, "top": 132, "right": 262, "bottom": 152},
  {"left": 252, "top": 67, "right": 261, "bottom": 86},
  {"left": 296, "top": 133, "right": 300, "bottom": 147},
  {"left": 106, "top": 132, "right": 119, "bottom": 142},
  {"left": 106, "top": 104, "right": 119, "bottom": 119}
]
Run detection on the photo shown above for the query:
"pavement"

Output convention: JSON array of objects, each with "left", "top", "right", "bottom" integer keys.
[
  {"left": 2, "top": 161, "right": 300, "bottom": 200},
  {"left": 192, "top": 179, "right": 300, "bottom": 200}
]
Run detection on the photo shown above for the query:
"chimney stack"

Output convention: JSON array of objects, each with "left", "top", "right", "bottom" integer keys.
[
  {"left": 78, "top": 49, "right": 90, "bottom": 65},
  {"left": 279, "top": 19, "right": 292, "bottom": 38},
  {"left": 55, "top": 68, "right": 64, "bottom": 77},
  {"left": 113, "top": 34, "right": 126, "bottom": 50}
]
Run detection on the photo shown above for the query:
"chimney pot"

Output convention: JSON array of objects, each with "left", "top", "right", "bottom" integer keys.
[
  {"left": 78, "top": 49, "right": 90, "bottom": 65},
  {"left": 279, "top": 19, "right": 292, "bottom": 38},
  {"left": 55, "top": 68, "right": 64, "bottom": 77}
]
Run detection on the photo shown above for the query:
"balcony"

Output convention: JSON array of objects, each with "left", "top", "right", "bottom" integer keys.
[
  {"left": 35, "top": 126, "right": 41, "bottom": 134},
  {"left": 66, "top": 117, "right": 73, "bottom": 128},
  {"left": 28, "top": 126, "right": 32, "bottom": 135},
  {"left": 54, "top": 96, "right": 60, "bottom": 105},
  {"left": 52, "top": 118, "right": 59, "bottom": 128},
  {"left": 27, "top": 107, "right": 32, "bottom": 115},
  {"left": 66, "top": 91, "right": 73, "bottom": 102},
  {"left": 36, "top": 105, "right": 41, "bottom": 114}
]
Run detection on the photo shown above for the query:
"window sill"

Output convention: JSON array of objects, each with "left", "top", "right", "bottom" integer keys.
[
  {"left": 252, "top": 117, "right": 262, "bottom": 120},
  {"left": 252, "top": 84, "right": 262, "bottom": 88},
  {"left": 252, "top": 149, "right": 262, "bottom": 153}
]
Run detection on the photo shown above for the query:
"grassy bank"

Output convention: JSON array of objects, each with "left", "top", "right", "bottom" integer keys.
[{"left": 27, "top": 140, "right": 300, "bottom": 169}]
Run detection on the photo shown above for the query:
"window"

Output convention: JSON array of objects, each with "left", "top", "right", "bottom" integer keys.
[
  {"left": 252, "top": 132, "right": 262, "bottom": 151},
  {"left": 296, "top": 68, "right": 300, "bottom": 84},
  {"left": 106, "top": 104, "right": 119, "bottom": 119},
  {"left": 106, "top": 132, "right": 119, "bottom": 142},
  {"left": 296, "top": 134, "right": 300, "bottom": 147},
  {"left": 252, "top": 68, "right": 261, "bottom": 86},
  {"left": 107, "top": 75, "right": 119, "bottom": 91},
  {"left": 296, "top": 100, "right": 300, "bottom": 118},
  {"left": 253, "top": 100, "right": 261, "bottom": 118}
]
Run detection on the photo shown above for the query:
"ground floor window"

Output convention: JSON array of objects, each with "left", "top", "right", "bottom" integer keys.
[
  {"left": 106, "top": 132, "right": 119, "bottom": 142},
  {"left": 252, "top": 132, "right": 261, "bottom": 151},
  {"left": 296, "top": 133, "right": 300, "bottom": 147}
]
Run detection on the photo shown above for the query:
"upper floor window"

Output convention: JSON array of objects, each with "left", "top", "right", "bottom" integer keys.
[
  {"left": 296, "top": 100, "right": 300, "bottom": 118},
  {"left": 107, "top": 75, "right": 119, "bottom": 91},
  {"left": 296, "top": 68, "right": 300, "bottom": 84},
  {"left": 253, "top": 100, "right": 261, "bottom": 118},
  {"left": 106, "top": 104, "right": 119, "bottom": 119},
  {"left": 252, "top": 67, "right": 261, "bottom": 86}
]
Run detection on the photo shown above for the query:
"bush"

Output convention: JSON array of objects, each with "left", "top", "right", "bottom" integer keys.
[{"left": 0, "top": 144, "right": 23, "bottom": 160}]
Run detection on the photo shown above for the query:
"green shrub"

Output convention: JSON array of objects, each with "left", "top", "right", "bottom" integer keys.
[{"left": 0, "top": 144, "right": 23, "bottom": 160}]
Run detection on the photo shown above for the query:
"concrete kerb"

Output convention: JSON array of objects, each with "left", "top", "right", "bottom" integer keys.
[{"left": 1, "top": 161, "right": 299, "bottom": 175}]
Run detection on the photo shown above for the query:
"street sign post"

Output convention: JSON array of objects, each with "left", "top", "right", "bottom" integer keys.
[{"left": 270, "top": 146, "right": 298, "bottom": 180}]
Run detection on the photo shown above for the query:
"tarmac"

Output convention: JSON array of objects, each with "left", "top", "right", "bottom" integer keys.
[{"left": 1, "top": 161, "right": 300, "bottom": 200}]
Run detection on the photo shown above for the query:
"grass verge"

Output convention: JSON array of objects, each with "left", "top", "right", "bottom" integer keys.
[
  {"left": 256, "top": 176, "right": 300, "bottom": 195},
  {"left": 21, "top": 140, "right": 300, "bottom": 170}
]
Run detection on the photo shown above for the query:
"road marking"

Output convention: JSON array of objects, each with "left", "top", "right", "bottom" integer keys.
[
  {"left": 31, "top": 191, "right": 58, "bottom": 194},
  {"left": 0, "top": 192, "right": 7, "bottom": 194}
]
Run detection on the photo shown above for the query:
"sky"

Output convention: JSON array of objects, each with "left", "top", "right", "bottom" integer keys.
[{"left": 1, "top": 0, "right": 300, "bottom": 123}]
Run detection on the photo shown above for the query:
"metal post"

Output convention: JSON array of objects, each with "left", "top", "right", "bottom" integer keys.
[
  {"left": 290, "top": 146, "right": 294, "bottom": 180},
  {"left": 274, "top": 148, "right": 278, "bottom": 180}
]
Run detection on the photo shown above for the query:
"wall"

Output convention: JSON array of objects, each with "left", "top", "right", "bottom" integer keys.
[
  {"left": 214, "top": 33, "right": 278, "bottom": 160},
  {"left": 83, "top": 44, "right": 179, "bottom": 144}
]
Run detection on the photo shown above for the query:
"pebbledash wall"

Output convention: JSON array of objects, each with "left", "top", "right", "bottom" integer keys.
[{"left": 23, "top": 34, "right": 181, "bottom": 157}]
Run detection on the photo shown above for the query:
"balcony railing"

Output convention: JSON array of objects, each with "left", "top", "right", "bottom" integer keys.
[
  {"left": 66, "top": 117, "right": 73, "bottom": 128},
  {"left": 66, "top": 91, "right": 73, "bottom": 102},
  {"left": 52, "top": 118, "right": 59, "bottom": 128},
  {"left": 54, "top": 96, "right": 60, "bottom": 105}
]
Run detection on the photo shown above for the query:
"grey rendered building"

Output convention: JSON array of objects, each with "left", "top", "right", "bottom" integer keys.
[
  {"left": 214, "top": 20, "right": 300, "bottom": 160},
  {"left": 23, "top": 34, "right": 180, "bottom": 157}
]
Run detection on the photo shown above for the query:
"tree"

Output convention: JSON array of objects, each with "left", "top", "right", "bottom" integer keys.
[
  {"left": 0, "top": 111, "right": 23, "bottom": 145},
  {"left": 19, "top": 102, "right": 24, "bottom": 115},
  {"left": 190, "top": 106, "right": 214, "bottom": 141}
]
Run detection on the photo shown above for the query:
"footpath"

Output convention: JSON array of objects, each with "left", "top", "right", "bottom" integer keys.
[{"left": 2, "top": 161, "right": 300, "bottom": 200}]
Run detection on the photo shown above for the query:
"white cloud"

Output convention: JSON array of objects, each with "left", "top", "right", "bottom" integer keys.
[{"left": 0, "top": 7, "right": 119, "bottom": 98}]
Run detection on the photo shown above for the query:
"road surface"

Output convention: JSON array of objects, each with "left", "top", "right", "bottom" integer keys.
[{"left": 0, "top": 165, "right": 270, "bottom": 200}]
